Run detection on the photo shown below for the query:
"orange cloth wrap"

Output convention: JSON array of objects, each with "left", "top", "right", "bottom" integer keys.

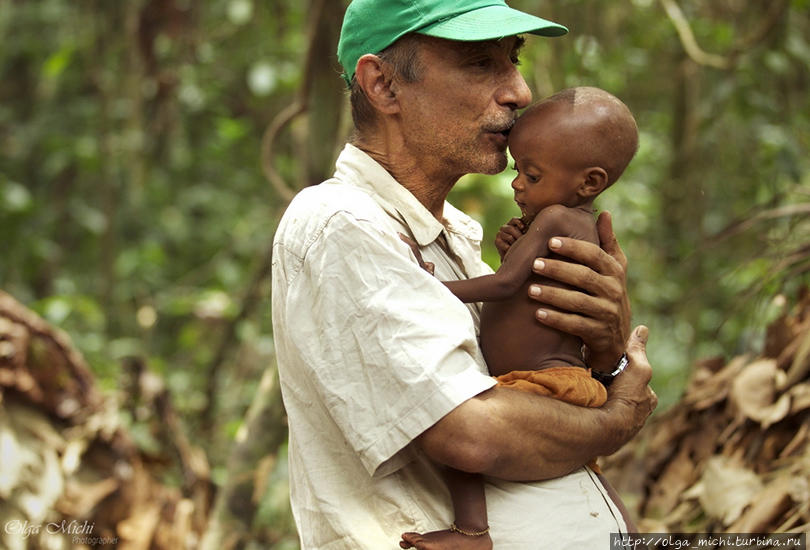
[
  {"left": 495, "top": 366, "right": 607, "bottom": 406},
  {"left": 495, "top": 366, "right": 607, "bottom": 472}
]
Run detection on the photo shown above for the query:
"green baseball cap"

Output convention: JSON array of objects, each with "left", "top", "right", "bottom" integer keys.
[{"left": 337, "top": 0, "right": 568, "bottom": 85}]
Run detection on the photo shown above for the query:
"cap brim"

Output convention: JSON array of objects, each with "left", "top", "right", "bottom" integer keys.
[{"left": 417, "top": 5, "right": 567, "bottom": 41}]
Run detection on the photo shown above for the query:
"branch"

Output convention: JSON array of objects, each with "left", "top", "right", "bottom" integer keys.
[
  {"left": 708, "top": 203, "right": 810, "bottom": 244},
  {"left": 200, "top": 234, "right": 276, "bottom": 436},
  {"left": 660, "top": 0, "right": 789, "bottom": 70},
  {"left": 260, "top": 101, "right": 306, "bottom": 202},
  {"left": 728, "top": 0, "right": 790, "bottom": 56},
  {"left": 259, "top": 0, "right": 327, "bottom": 200},
  {"left": 660, "top": 0, "right": 730, "bottom": 69}
]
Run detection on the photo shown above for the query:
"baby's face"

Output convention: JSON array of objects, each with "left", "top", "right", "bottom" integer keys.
[{"left": 507, "top": 113, "right": 584, "bottom": 221}]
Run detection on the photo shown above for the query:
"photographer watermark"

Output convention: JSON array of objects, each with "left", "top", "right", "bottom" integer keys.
[
  {"left": 610, "top": 532, "right": 806, "bottom": 550},
  {"left": 4, "top": 519, "right": 119, "bottom": 545}
]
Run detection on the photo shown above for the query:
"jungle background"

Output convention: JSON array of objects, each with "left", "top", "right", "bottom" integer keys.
[{"left": 1, "top": 0, "right": 810, "bottom": 548}]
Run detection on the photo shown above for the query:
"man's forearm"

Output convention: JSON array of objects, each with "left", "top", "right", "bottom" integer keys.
[
  {"left": 418, "top": 385, "right": 623, "bottom": 481},
  {"left": 419, "top": 326, "right": 655, "bottom": 481}
]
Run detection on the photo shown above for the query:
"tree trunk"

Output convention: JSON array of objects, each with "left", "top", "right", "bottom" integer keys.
[
  {"left": 199, "top": 368, "right": 287, "bottom": 550},
  {"left": 200, "top": 1, "right": 346, "bottom": 546}
]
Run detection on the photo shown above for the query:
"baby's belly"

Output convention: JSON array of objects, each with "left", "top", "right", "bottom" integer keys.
[{"left": 480, "top": 286, "right": 585, "bottom": 377}]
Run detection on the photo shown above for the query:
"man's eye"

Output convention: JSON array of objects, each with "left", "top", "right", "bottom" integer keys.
[{"left": 470, "top": 57, "right": 492, "bottom": 68}]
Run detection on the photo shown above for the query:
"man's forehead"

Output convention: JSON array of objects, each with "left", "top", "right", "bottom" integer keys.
[{"left": 424, "top": 34, "right": 525, "bottom": 56}]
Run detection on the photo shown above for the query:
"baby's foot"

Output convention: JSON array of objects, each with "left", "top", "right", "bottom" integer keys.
[{"left": 399, "top": 529, "right": 493, "bottom": 550}]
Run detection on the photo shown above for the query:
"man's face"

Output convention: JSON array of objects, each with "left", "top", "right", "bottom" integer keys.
[{"left": 394, "top": 36, "right": 532, "bottom": 179}]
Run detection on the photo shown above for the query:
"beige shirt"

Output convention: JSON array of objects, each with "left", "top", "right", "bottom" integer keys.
[{"left": 271, "top": 144, "right": 627, "bottom": 549}]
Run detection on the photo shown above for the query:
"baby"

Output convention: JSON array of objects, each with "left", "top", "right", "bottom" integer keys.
[{"left": 400, "top": 86, "right": 639, "bottom": 550}]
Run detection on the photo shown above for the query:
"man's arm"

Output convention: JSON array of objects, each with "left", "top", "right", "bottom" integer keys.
[{"left": 417, "top": 325, "right": 656, "bottom": 481}]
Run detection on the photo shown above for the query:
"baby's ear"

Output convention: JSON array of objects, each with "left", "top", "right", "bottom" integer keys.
[{"left": 578, "top": 167, "right": 609, "bottom": 199}]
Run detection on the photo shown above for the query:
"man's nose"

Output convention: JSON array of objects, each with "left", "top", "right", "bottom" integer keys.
[{"left": 497, "top": 65, "right": 531, "bottom": 111}]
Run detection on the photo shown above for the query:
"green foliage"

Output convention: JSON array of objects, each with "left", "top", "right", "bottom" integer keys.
[
  {"left": 2, "top": 0, "right": 810, "bottom": 545},
  {"left": 0, "top": 0, "right": 288, "bottom": 463}
]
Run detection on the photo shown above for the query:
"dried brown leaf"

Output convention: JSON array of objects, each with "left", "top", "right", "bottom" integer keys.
[
  {"left": 697, "top": 456, "right": 763, "bottom": 525},
  {"left": 730, "top": 476, "right": 804, "bottom": 532},
  {"left": 789, "top": 383, "right": 810, "bottom": 414},
  {"left": 729, "top": 359, "right": 793, "bottom": 427},
  {"left": 117, "top": 504, "right": 162, "bottom": 550},
  {"left": 685, "top": 355, "right": 750, "bottom": 410},
  {"left": 644, "top": 446, "right": 696, "bottom": 518}
]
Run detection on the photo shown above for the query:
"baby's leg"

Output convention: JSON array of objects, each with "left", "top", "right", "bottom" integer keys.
[{"left": 400, "top": 469, "right": 492, "bottom": 550}]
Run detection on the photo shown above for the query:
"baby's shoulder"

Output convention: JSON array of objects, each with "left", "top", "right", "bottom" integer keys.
[{"left": 528, "top": 205, "right": 598, "bottom": 243}]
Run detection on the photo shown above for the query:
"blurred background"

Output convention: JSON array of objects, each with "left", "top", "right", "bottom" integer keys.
[{"left": 1, "top": 0, "right": 809, "bottom": 548}]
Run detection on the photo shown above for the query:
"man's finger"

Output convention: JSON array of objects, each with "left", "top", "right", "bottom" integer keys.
[
  {"left": 546, "top": 236, "right": 623, "bottom": 277},
  {"left": 611, "top": 325, "right": 655, "bottom": 405},
  {"left": 627, "top": 324, "right": 649, "bottom": 356},
  {"left": 530, "top": 284, "right": 611, "bottom": 319},
  {"left": 596, "top": 211, "right": 627, "bottom": 271},
  {"left": 625, "top": 325, "right": 653, "bottom": 386},
  {"left": 530, "top": 263, "right": 625, "bottom": 304},
  {"left": 532, "top": 302, "right": 604, "bottom": 340}
]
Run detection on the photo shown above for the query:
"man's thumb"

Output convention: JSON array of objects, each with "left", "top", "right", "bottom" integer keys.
[{"left": 627, "top": 325, "right": 649, "bottom": 353}]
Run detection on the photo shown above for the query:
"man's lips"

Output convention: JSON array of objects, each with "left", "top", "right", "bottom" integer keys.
[
  {"left": 484, "top": 119, "right": 515, "bottom": 143},
  {"left": 488, "top": 120, "right": 514, "bottom": 135}
]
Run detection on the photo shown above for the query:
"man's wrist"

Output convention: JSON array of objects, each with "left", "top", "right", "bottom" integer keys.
[{"left": 591, "top": 353, "right": 628, "bottom": 387}]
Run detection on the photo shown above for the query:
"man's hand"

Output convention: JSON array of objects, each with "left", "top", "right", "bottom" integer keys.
[
  {"left": 494, "top": 217, "right": 526, "bottom": 261},
  {"left": 602, "top": 325, "right": 657, "bottom": 453},
  {"left": 528, "top": 211, "right": 630, "bottom": 373}
]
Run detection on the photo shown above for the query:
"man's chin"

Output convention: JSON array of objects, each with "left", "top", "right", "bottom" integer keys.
[{"left": 479, "top": 154, "right": 508, "bottom": 175}]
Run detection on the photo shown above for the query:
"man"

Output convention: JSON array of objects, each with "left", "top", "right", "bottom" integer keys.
[{"left": 271, "top": 1, "right": 657, "bottom": 548}]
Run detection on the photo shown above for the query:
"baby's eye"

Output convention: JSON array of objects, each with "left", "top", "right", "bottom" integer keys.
[{"left": 511, "top": 163, "right": 519, "bottom": 173}]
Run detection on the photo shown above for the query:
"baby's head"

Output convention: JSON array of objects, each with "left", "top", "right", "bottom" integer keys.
[{"left": 508, "top": 86, "right": 638, "bottom": 222}]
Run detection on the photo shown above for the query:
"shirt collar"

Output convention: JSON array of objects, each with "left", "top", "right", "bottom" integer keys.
[{"left": 333, "top": 144, "right": 482, "bottom": 246}]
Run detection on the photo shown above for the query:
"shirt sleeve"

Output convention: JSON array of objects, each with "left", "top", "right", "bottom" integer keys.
[{"left": 287, "top": 210, "right": 495, "bottom": 477}]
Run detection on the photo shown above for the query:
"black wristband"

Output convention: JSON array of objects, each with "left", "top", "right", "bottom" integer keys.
[{"left": 592, "top": 353, "right": 629, "bottom": 387}]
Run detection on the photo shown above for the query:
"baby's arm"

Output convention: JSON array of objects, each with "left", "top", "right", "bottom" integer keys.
[{"left": 445, "top": 205, "right": 589, "bottom": 303}]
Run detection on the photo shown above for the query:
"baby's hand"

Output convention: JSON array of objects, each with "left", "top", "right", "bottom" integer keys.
[
  {"left": 494, "top": 217, "right": 526, "bottom": 261},
  {"left": 399, "top": 233, "right": 435, "bottom": 276}
]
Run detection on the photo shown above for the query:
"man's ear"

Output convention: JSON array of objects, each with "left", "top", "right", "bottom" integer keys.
[
  {"left": 354, "top": 54, "right": 400, "bottom": 114},
  {"left": 577, "top": 167, "right": 609, "bottom": 199}
]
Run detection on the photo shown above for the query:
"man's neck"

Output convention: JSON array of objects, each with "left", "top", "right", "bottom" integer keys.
[{"left": 353, "top": 137, "right": 457, "bottom": 221}]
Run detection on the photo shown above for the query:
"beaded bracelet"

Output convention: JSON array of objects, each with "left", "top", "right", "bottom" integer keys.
[{"left": 449, "top": 523, "right": 490, "bottom": 537}]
